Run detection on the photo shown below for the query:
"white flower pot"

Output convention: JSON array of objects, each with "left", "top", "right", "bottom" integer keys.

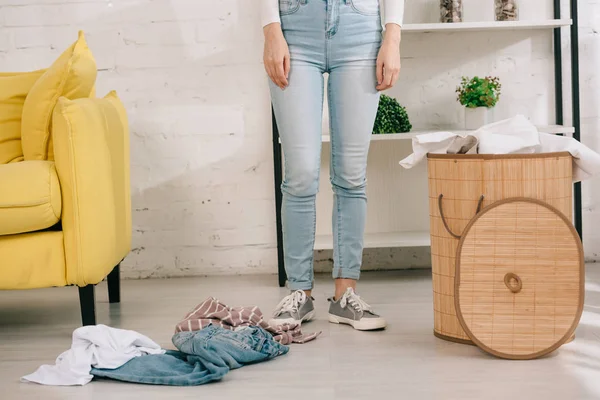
[
  {"left": 462, "top": 0, "right": 494, "bottom": 22},
  {"left": 465, "top": 107, "right": 494, "bottom": 130}
]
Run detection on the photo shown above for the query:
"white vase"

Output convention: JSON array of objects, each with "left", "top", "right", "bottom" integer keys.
[
  {"left": 465, "top": 107, "right": 493, "bottom": 130},
  {"left": 462, "top": 0, "right": 494, "bottom": 22}
]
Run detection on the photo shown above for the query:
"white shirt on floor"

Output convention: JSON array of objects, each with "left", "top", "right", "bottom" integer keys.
[{"left": 22, "top": 324, "right": 165, "bottom": 386}]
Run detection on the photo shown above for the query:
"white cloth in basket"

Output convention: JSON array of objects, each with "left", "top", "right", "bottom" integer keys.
[{"left": 399, "top": 115, "right": 600, "bottom": 182}]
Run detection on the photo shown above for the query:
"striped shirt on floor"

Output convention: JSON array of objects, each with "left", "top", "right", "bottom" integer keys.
[{"left": 175, "top": 297, "right": 320, "bottom": 345}]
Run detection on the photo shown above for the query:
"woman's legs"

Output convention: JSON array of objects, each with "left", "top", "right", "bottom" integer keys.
[
  {"left": 269, "top": 64, "right": 324, "bottom": 292},
  {"left": 272, "top": 62, "right": 380, "bottom": 299},
  {"left": 328, "top": 64, "right": 380, "bottom": 300},
  {"left": 268, "top": 0, "right": 385, "bottom": 329}
]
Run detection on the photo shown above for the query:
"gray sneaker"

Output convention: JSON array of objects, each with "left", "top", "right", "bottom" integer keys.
[
  {"left": 269, "top": 290, "right": 315, "bottom": 326},
  {"left": 328, "top": 288, "right": 386, "bottom": 330}
]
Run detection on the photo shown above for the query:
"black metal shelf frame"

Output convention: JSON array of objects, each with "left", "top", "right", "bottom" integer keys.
[{"left": 272, "top": 1, "right": 583, "bottom": 287}]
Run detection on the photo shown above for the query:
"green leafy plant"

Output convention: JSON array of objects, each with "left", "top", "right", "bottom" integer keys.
[
  {"left": 372, "top": 94, "right": 412, "bottom": 134},
  {"left": 456, "top": 76, "right": 502, "bottom": 108}
]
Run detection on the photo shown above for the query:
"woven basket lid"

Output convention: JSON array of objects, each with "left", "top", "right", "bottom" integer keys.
[{"left": 455, "top": 198, "right": 584, "bottom": 360}]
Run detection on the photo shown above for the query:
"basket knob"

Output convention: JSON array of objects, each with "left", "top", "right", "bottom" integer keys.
[{"left": 504, "top": 273, "right": 522, "bottom": 294}]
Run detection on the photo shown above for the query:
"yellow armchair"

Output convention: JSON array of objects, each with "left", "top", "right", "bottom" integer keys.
[{"left": 0, "top": 33, "right": 131, "bottom": 326}]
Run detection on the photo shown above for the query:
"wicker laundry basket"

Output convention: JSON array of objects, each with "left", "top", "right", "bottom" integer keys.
[{"left": 427, "top": 152, "right": 575, "bottom": 344}]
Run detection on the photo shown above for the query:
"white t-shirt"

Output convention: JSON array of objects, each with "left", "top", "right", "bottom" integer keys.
[{"left": 261, "top": 0, "right": 405, "bottom": 28}]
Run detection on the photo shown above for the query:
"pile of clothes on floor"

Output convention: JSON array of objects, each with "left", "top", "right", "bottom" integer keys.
[{"left": 21, "top": 297, "right": 320, "bottom": 387}]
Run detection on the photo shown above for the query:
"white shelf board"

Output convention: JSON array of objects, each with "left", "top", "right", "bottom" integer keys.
[
  {"left": 402, "top": 19, "right": 572, "bottom": 33},
  {"left": 536, "top": 125, "right": 576, "bottom": 134},
  {"left": 320, "top": 125, "right": 574, "bottom": 143},
  {"left": 320, "top": 131, "right": 419, "bottom": 142},
  {"left": 314, "top": 231, "right": 430, "bottom": 251}
]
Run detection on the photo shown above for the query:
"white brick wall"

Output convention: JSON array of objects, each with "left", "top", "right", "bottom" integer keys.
[{"left": 1, "top": 0, "right": 599, "bottom": 278}]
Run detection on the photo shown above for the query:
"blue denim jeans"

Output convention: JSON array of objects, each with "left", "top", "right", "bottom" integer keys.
[
  {"left": 271, "top": 0, "right": 382, "bottom": 290},
  {"left": 91, "top": 325, "right": 288, "bottom": 386}
]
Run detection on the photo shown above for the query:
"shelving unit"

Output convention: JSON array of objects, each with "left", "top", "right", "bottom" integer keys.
[
  {"left": 280, "top": 125, "right": 575, "bottom": 143},
  {"left": 320, "top": 125, "right": 575, "bottom": 142},
  {"left": 315, "top": 231, "right": 431, "bottom": 251},
  {"left": 402, "top": 19, "right": 572, "bottom": 33},
  {"left": 271, "top": 3, "right": 582, "bottom": 287}
]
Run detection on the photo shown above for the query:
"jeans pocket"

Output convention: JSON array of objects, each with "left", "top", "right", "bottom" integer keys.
[
  {"left": 279, "top": 0, "right": 301, "bottom": 15},
  {"left": 349, "top": 0, "right": 380, "bottom": 16},
  {"left": 172, "top": 331, "right": 195, "bottom": 350},
  {"left": 214, "top": 328, "right": 257, "bottom": 351},
  {"left": 220, "top": 335, "right": 254, "bottom": 352}
]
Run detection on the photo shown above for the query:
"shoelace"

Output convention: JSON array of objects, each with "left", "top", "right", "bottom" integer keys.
[
  {"left": 273, "top": 290, "right": 307, "bottom": 317},
  {"left": 340, "top": 288, "right": 373, "bottom": 314}
]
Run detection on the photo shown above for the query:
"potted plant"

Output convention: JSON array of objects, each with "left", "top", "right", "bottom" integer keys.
[
  {"left": 373, "top": 94, "right": 412, "bottom": 134},
  {"left": 456, "top": 76, "right": 501, "bottom": 130}
]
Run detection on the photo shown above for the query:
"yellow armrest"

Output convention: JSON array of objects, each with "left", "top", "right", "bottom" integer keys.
[{"left": 52, "top": 92, "right": 131, "bottom": 286}]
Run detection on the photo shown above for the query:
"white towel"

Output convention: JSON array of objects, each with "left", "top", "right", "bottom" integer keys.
[
  {"left": 21, "top": 324, "right": 165, "bottom": 386},
  {"left": 474, "top": 115, "right": 540, "bottom": 154},
  {"left": 538, "top": 133, "right": 600, "bottom": 182},
  {"left": 400, "top": 115, "right": 600, "bottom": 183}
]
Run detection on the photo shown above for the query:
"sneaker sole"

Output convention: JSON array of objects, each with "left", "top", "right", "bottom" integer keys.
[
  {"left": 270, "top": 310, "right": 315, "bottom": 326},
  {"left": 328, "top": 313, "right": 386, "bottom": 331}
]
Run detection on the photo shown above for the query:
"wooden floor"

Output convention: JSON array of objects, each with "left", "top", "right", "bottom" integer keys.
[{"left": 2, "top": 268, "right": 600, "bottom": 400}]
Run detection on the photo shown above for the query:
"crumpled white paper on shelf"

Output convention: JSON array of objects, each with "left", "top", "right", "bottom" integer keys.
[{"left": 399, "top": 114, "right": 600, "bottom": 183}]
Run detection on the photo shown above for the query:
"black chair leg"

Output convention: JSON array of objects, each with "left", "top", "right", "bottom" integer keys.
[
  {"left": 78, "top": 285, "right": 96, "bottom": 326},
  {"left": 107, "top": 263, "right": 121, "bottom": 304}
]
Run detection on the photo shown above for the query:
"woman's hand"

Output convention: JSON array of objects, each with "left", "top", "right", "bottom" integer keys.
[
  {"left": 376, "top": 24, "right": 402, "bottom": 91},
  {"left": 263, "top": 23, "right": 290, "bottom": 90}
]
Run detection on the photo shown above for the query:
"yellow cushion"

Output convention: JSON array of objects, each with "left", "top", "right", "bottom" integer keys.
[
  {"left": 0, "top": 231, "right": 66, "bottom": 290},
  {"left": 0, "top": 160, "right": 61, "bottom": 235},
  {"left": 21, "top": 31, "right": 96, "bottom": 161},
  {"left": 53, "top": 92, "right": 130, "bottom": 286},
  {"left": 0, "top": 70, "right": 45, "bottom": 164}
]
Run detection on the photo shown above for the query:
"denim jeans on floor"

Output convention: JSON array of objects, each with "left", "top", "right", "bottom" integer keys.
[
  {"left": 91, "top": 325, "right": 288, "bottom": 386},
  {"left": 270, "top": 0, "right": 382, "bottom": 290}
]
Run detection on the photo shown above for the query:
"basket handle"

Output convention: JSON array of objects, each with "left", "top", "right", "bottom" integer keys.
[{"left": 438, "top": 194, "right": 485, "bottom": 239}]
